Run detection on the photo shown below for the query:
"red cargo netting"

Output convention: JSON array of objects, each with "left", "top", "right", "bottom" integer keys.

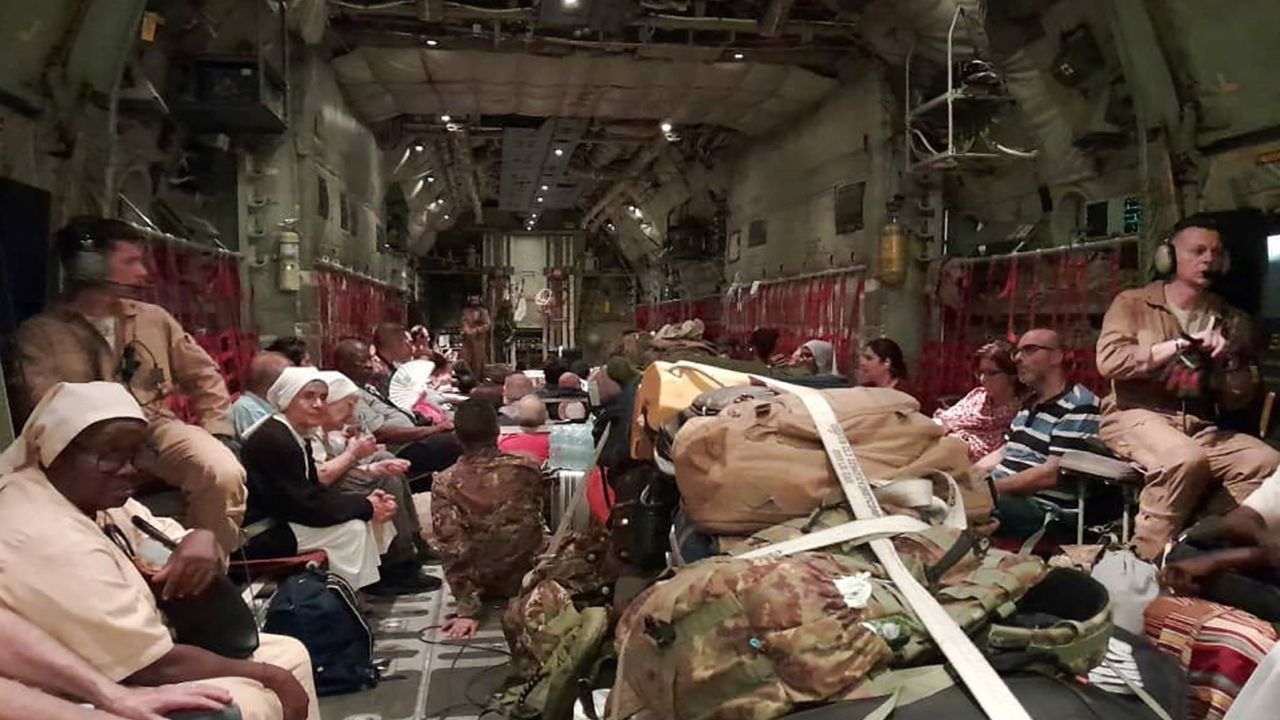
[
  {"left": 142, "top": 243, "right": 256, "bottom": 420},
  {"left": 915, "top": 240, "right": 1140, "bottom": 412},
  {"left": 722, "top": 269, "right": 865, "bottom": 373},
  {"left": 316, "top": 266, "right": 408, "bottom": 365}
]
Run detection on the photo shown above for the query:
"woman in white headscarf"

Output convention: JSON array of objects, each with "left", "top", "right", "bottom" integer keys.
[
  {"left": 240, "top": 367, "right": 397, "bottom": 590},
  {"left": 791, "top": 339, "right": 838, "bottom": 375},
  {"left": 309, "top": 372, "right": 437, "bottom": 591},
  {"left": 0, "top": 382, "right": 319, "bottom": 720}
]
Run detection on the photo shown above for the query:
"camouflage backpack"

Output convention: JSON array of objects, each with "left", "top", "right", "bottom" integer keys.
[{"left": 609, "top": 525, "right": 1110, "bottom": 720}]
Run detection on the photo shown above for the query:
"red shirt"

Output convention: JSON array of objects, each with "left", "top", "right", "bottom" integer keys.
[{"left": 497, "top": 431, "right": 551, "bottom": 465}]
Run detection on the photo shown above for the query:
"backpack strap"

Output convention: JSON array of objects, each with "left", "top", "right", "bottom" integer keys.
[
  {"left": 712, "top": 365, "right": 1032, "bottom": 720},
  {"left": 736, "top": 515, "right": 929, "bottom": 559}
]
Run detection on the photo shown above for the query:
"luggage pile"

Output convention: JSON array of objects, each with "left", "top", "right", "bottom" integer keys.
[{"left": 498, "top": 361, "right": 1153, "bottom": 720}]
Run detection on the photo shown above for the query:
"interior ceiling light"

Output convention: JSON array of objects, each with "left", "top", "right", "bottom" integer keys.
[
  {"left": 540, "top": 184, "right": 549, "bottom": 191},
  {"left": 554, "top": 148, "right": 565, "bottom": 157},
  {"left": 412, "top": 142, "right": 425, "bottom": 152},
  {"left": 536, "top": 196, "right": 545, "bottom": 203},
  {"left": 443, "top": 214, "right": 451, "bottom": 220},
  {"left": 733, "top": 52, "right": 745, "bottom": 60},
  {"left": 660, "top": 120, "right": 673, "bottom": 133},
  {"left": 563, "top": 0, "right": 580, "bottom": 7},
  {"left": 426, "top": 175, "right": 436, "bottom": 183},
  {"left": 426, "top": 39, "right": 439, "bottom": 47},
  {"left": 440, "top": 114, "right": 451, "bottom": 123}
]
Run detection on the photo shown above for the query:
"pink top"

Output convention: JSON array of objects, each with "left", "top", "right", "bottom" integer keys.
[
  {"left": 498, "top": 431, "right": 551, "bottom": 465},
  {"left": 932, "top": 387, "right": 1020, "bottom": 462}
]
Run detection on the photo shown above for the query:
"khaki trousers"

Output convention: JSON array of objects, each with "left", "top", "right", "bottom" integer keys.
[
  {"left": 1101, "top": 407, "right": 1279, "bottom": 559},
  {"left": 140, "top": 419, "right": 247, "bottom": 553},
  {"left": 203, "top": 633, "right": 319, "bottom": 720}
]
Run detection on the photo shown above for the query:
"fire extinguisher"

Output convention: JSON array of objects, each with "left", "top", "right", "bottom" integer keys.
[
  {"left": 878, "top": 209, "right": 907, "bottom": 287},
  {"left": 278, "top": 228, "right": 301, "bottom": 292}
]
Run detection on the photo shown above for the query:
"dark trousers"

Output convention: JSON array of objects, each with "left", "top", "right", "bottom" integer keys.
[{"left": 396, "top": 433, "right": 462, "bottom": 491}]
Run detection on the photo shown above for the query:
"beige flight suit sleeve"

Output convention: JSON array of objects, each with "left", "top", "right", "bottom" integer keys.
[
  {"left": 1096, "top": 290, "right": 1158, "bottom": 380},
  {"left": 157, "top": 308, "right": 234, "bottom": 437},
  {"left": 0, "top": 526, "right": 174, "bottom": 683},
  {"left": 13, "top": 317, "right": 64, "bottom": 414}
]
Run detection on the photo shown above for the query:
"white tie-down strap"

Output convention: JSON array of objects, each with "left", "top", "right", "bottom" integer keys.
[
  {"left": 736, "top": 515, "right": 930, "bottom": 560},
  {"left": 870, "top": 473, "right": 967, "bottom": 530},
  {"left": 747, "top": 373, "right": 1032, "bottom": 720}
]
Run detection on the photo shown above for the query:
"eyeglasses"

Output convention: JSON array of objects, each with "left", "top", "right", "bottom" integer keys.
[
  {"left": 1013, "top": 344, "right": 1058, "bottom": 358},
  {"left": 71, "top": 440, "right": 156, "bottom": 474},
  {"left": 975, "top": 369, "right": 1007, "bottom": 380}
]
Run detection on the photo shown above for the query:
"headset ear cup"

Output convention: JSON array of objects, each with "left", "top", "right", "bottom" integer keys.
[
  {"left": 1152, "top": 240, "right": 1175, "bottom": 276},
  {"left": 69, "top": 248, "right": 108, "bottom": 284}
]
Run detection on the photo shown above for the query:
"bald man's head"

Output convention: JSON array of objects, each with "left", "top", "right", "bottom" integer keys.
[
  {"left": 558, "top": 372, "right": 583, "bottom": 391},
  {"left": 1014, "top": 328, "right": 1065, "bottom": 391},
  {"left": 515, "top": 395, "right": 548, "bottom": 428},
  {"left": 334, "top": 339, "right": 375, "bottom": 384},
  {"left": 504, "top": 373, "right": 534, "bottom": 403},
  {"left": 247, "top": 352, "right": 293, "bottom": 397}
]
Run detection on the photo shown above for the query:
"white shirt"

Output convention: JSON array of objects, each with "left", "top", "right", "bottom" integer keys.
[
  {"left": 89, "top": 315, "right": 118, "bottom": 352},
  {"left": 1242, "top": 468, "right": 1280, "bottom": 531}
]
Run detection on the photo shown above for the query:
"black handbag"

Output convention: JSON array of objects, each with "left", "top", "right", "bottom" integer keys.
[{"left": 110, "top": 517, "right": 261, "bottom": 659}]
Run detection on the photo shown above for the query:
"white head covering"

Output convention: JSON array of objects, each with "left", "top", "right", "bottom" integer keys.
[
  {"left": 317, "top": 371, "right": 360, "bottom": 404},
  {"left": 266, "top": 366, "right": 327, "bottom": 411},
  {"left": 0, "top": 382, "right": 146, "bottom": 474},
  {"left": 802, "top": 339, "right": 837, "bottom": 375}
]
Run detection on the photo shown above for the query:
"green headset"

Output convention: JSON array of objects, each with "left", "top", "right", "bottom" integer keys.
[
  {"left": 1152, "top": 214, "right": 1230, "bottom": 277},
  {"left": 56, "top": 216, "right": 115, "bottom": 285}
]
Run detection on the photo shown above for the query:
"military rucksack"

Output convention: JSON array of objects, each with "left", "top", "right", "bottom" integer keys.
[{"left": 608, "top": 524, "right": 1112, "bottom": 720}]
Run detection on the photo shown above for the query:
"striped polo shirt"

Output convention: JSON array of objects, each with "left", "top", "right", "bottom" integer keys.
[{"left": 992, "top": 383, "right": 1101, "bottom": 481}]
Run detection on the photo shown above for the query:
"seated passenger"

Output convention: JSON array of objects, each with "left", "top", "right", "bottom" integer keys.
[
  {"left": 373, "top": 322, "right": 413, "bottom": 393},
  {"left": 231, "top": 351, "right": 293, "bottom": 439},
  {"left": 0, "top": 382, "right": 317, "bottom": 720},
  {"left": 14, "top": 217, "right": 247, "bottom": 553},
  {"left": 264, "top": 336, "right": 311, "bottom": 367},
  {"left": 498, "top": 396, "right": 551, "bottom": 464},
  {"left": 334, "top": 339, "right": 461, "bottom": 483},
  {"left": 433, "top": 400, "right": 548, "bottom": 640},
  {"left": 1096, "top": 215, "right": 1280, "bottom": 559},
  {"left": 500, "top": 373, "right": 535, "bottom": 425},
  {"left": 985, "top": 329, "right": 1102, "bottom": 540},
  {"left": 241, "top": 367, "right": 398, "bottom": 590},
  {"left": 789, "top": 338, "right": 838, "bottom": 375},
  {"left": 311, "top": 372, "right": 440, "bottom": 594},
  {"left": 933, "top": 340, "right": 1024, "bottom": 462},
  {"left": 749, "top": 327, "right": 785, "bottom": 366},
  {"left": 0, "top": 604, "right": 234, "bottom": 719},
  {"left": 858, "top": 338, "right": 910, "bottom": 392}
]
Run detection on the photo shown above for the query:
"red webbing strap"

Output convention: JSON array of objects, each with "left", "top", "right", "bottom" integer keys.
[{"left": 1003, "top": 258, "right": 1019, "bottom": 343}]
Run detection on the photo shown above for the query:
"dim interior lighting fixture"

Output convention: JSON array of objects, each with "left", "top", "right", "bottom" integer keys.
[
  {"left": 563, "top": 0, "right": 580, "bottom": 7},
  {"left": 412, "top": 142, "right": 425, "bottom": 152},
  {"left": 628, "top": 204, "right": 643, "bottom": 218},
  {"left": 660, "top": 120, "right": 673, "bottom": 133},
  {"left": 426, "top": 175, "right": 436, "bottom": 183},
  {"left": 554, "top": 148, "right": 565, "bottom": 157},
  {"left": 440, "top": 114, "right": 452, "bottom": 123},
  {"left": 733, "top": 52, "right": 745, "bottom": 60},
  {"left": 540, "top": 184, "right": 549, "bottom": 191},
  {"left": 536, "top": 196, "right": 545, "bottom": 203},
  {"left": 1269, "top": 234, "right": 1280, "bottom": 261},
  {"left": 426, "top": 39, "right": 439, "bottom": 46},
  {"left": 443, "top": 214, "right": 451, "bottom": 221}
]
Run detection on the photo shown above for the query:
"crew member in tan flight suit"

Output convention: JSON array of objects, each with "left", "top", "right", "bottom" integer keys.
[
  {"left": 1097, "top": 214, "right": 1279, "bottom": 560},
  {"left": 14, "top": 217, "right": 247, "bottom": 553}
]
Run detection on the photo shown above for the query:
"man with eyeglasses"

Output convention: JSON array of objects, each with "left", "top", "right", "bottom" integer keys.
[
  {"left": 982, "top": 329, "right": 1102, "bottom": 541},
  {"left": 1097, "top": 215, "right": 1278, "bottom": 560}
]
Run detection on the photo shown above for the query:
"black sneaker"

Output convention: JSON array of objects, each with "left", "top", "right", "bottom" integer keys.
[{"left": 365, "top": 573, "right": 443, "bottom": 597}]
